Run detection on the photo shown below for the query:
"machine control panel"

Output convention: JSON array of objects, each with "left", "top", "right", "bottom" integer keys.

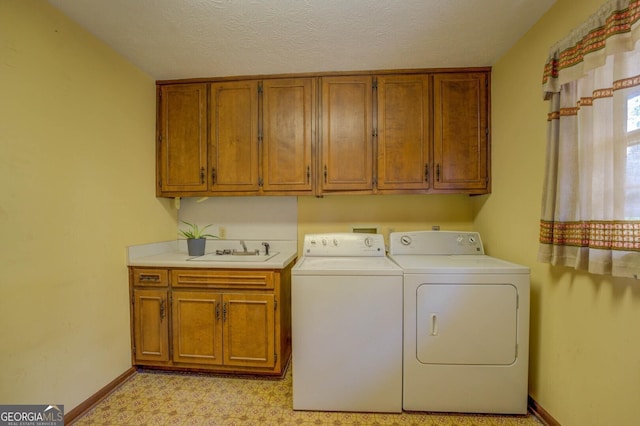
[
  {"left": 303, "top": 233, "right": 385, "bottom": 257},
  {"left": 389, "top": 231, "right": 485, "bottom": 255}
]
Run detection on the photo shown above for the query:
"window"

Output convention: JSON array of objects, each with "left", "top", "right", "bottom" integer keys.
[
  {"left": 626, "top": 93, "right": 640, "bottom": 219},
  {"left": 539, "top": 0, "right": 640, "bottom": 278}
]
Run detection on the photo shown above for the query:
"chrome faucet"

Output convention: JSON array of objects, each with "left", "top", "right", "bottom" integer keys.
[
  {"left": 262, "top": 242, "right": 270, "bottom": 256},
  {"left": 240, "top": 240, "right": 248, "bottom": 253}
]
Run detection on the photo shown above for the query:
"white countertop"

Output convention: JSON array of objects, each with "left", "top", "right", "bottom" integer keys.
[{"left": 127, "top": 239, "right": 298, "bottom": 269}]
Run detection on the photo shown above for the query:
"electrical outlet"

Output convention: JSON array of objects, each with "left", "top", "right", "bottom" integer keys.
[{"left": 432, "top": 225, "right": 440, "bottom": 231}]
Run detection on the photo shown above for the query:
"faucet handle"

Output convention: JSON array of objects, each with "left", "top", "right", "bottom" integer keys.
[{"left": 261, "top": 242, "right": 270, "bottom": 256}]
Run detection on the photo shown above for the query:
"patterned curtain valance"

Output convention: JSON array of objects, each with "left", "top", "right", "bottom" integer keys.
[{"left": 542, "top": 0, "right": 640, "bottom": 99}]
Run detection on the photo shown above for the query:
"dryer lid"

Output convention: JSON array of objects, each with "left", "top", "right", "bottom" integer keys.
[{"left": 389, "top": 254, "right": 529, "bottom": 274}]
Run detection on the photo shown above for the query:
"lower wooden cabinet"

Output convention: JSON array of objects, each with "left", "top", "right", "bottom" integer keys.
[
  {"left": 132, "top": 289, "right": 169, "bottom": 363},
  {"left": 172, "top": 291, "right": 222, "bottom": 365},
  {"left": 129, "top": 265, "right": 292, "bottom": 376}
]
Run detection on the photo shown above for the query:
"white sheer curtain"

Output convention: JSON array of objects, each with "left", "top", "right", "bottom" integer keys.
[{"left": 539, "top": 0, "right": 640, "bottom": 278}]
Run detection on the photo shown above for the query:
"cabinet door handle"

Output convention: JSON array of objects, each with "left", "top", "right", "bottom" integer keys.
[
  {"left": 215, "top": 302, "right": 220, "bottom": 321},
  {"left": 159, "top": 300, "right": 165, "bottom": 320},
  {"left": 200, "top": 167, "right": 205, "bottom": 184},
  {"left": 139, "top": 274, "right": 160, "bottom": 282},
  {"left": 436, "top": 164, "right": 440, "bottom": 182},
  {"left": 222, "top": 302, "right": 227, "bottom": 322},
  {"left": 211, "top": 167, "right": 217, "bottom": 184},
  {"left": 306, "top": 166, "right": 310, "bottom": 184},
  {"left": 323, "top": 165, "right": 327, "bottom": 183},
  {"left": 424, "top": 164, "right": 429, "bottom": 183}
]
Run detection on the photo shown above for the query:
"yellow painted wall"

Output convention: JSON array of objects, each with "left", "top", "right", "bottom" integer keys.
[
  {"left": 5, "top": 1, "right": 639, "bottom": 423},
  {"left": 475, "top": 0, "right": 640, "bottom": 425},
  {"left": 297, "top": 194, "right": 475, "bottom": 251},
  {"left": 0, "top": 0, "right": 175, "bottom": 410}
]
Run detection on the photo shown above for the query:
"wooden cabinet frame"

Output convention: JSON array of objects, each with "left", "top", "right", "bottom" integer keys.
[
  {"left": 156, "top": 67, "right": 491, "bottom": 197},
  {"left": 157, "top": 78, "right": 316, "bottom": 197},
  {"left": 129, "top": 265, "right": 292, "bottom": 376}
]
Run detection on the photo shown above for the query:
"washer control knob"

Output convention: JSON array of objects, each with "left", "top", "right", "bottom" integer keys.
[
  {"left": 468, "top": 236, "right": 477, "bottom": 244},
  {"left": 322, "top": 238, "right": 327, "bottom": 246},
  {"left": 400, "top": 235, "right": 412, "bottom": 246}
]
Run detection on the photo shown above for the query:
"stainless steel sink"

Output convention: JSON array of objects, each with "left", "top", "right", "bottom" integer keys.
[
  {"left": 230, "top": 250, "right": 260, "bottom": 256},
  {"left": 188, "top": 251, "right": 279, "bottom": 262}
]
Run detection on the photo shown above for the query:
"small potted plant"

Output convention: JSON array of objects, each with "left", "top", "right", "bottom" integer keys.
[{"left": 178, "top": 221, "right": 218, "bottom": 256}]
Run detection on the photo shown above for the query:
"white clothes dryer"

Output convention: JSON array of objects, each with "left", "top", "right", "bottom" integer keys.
[
  {"left": 292, "top": 233, "right": 403, "bottom": 413},
  {"left": 389, "top": 231, "right": 530, "bottom": 414}
]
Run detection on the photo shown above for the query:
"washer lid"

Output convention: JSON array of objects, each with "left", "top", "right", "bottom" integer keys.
[
  {"left": 292, "top": 256, "right": 403, "bottom": 276},
  {"left": 389, "top": 254, "right": 529, "bottom": 274}
]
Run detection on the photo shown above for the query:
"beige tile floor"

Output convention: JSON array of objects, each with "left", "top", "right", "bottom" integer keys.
[{"left": 72, "top": 366, "right": 542, "bottom": 425}]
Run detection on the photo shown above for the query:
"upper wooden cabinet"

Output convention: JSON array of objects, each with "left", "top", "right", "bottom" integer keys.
[
  {"left": 376, "top": 74, "right": 431, "bottom": 192},
  {"left": 156, "top": 68, "right": 490, "bottom": 197},
  {"left": 158, "top": 84, "right": 207, "bottom": 193},
  {"left": 320, "top": 76, "right": 374, "bottom": 192},
  {"left": 157, "top": 78, "right": 315, "bottom": 197},
  {"left": 210, "top": 81, "right": 260, "bottom": 193},
  {"left": 262, "top": 78, "right": 315, "bottom": 193},
  {"left": 433, "top": 73, "right": 489, "bottom": 192}
]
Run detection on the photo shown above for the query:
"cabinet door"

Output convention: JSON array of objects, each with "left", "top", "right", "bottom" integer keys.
[
  {"left": 377, "top": 75, "right": 430, "bottom": 191},
  {"left": 158, "top": 84, "right": 208, "bottom": 193},
  {"left": 433, "top": 73, "right": 489, "bottom": 191},
  {"left": 172, "top": 291, "right": 223, "bottom": 365},
  {"left": 210, "top": 81, "right": 260, "bottom": 192},
  {"left": 223, "top": 293, "right": 275, "bottom": 368},
  {"left": 262, "top": 78, "right": 315, "bottom": 193},
  {"left": 133, "top": 289, "right": 169, "bottom": 363},
  {"left": 320, "top": 76, "right": 373, "bottom": 192}
]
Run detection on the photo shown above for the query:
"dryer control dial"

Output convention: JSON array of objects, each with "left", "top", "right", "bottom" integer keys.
[{"left": 400, "top": 235, "right": 412, "bottom": 246}]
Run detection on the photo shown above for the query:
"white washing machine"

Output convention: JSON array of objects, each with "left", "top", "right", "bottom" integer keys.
[
  {"left": 292, "top": 233, "right": 403, "bottom": 413},
  {"left": 389, "top": 231, "right": 530, "bottom": 414}
]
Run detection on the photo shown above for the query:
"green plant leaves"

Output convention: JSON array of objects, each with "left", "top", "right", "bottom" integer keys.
[{"left": 178, "top": 220, "right": 219, "bottom": 239}]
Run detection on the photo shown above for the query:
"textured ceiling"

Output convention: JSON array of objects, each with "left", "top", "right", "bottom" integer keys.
[{"left": 48, "top": 0, "right": 556, "bottom": 81}]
